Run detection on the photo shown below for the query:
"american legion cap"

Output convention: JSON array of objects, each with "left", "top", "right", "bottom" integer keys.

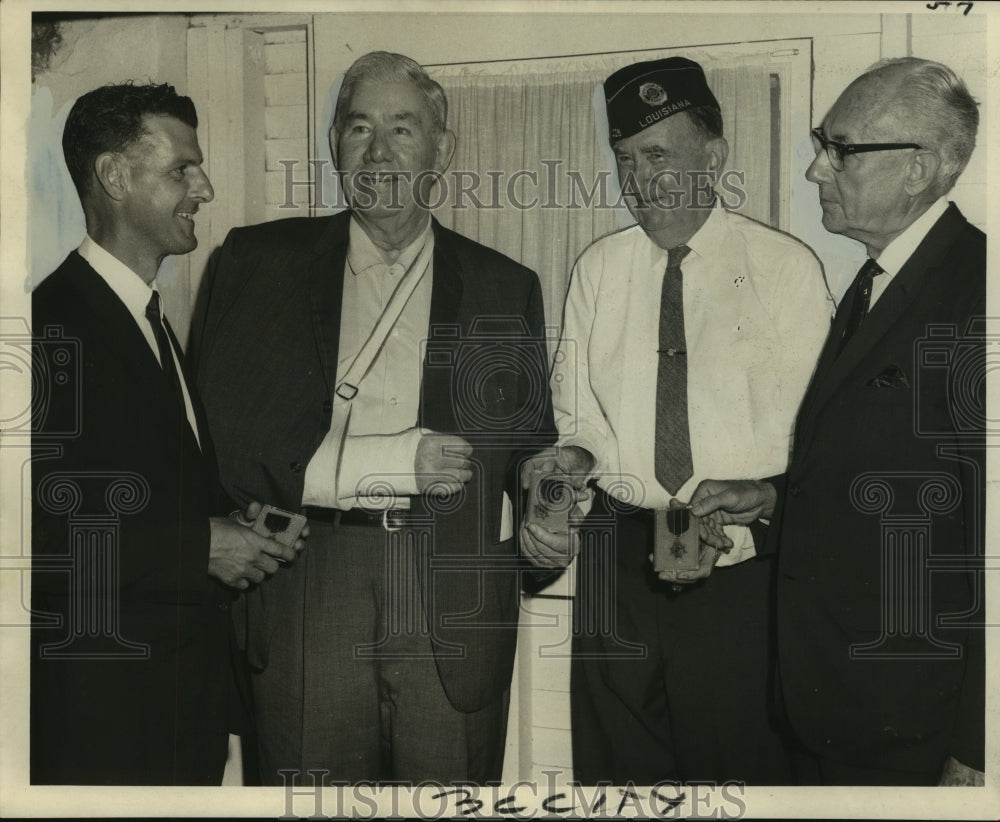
[{"left": 604, "top": 57, "right": 720, "bottom": 143}]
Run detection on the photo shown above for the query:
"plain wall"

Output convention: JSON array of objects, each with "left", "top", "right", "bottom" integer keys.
[{"left": 30, "top": 14, "right": 192, "bottom": 321}]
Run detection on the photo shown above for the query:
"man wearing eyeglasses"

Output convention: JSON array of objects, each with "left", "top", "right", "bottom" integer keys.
[{"left": 688, "top": 57, "right": 985, "bottom": 785}]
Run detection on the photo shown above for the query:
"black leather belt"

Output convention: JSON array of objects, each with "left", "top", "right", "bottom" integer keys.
[{"left": 304, "top": 506, "right": 414, "bottom": 531}]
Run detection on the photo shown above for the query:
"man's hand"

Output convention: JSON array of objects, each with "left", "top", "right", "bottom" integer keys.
[
  {"left": 520, "top": 521, "right": 580, "bottom": 569},
  {"left": 519, "top": 445, "right": 594, "bottom": 492},
  {"left": 654, "top": 542, "right": 722, "bottom": 586},
  {"left": 938, "top": 755, "right": 985, "bottom": 786},
  {"left": 653, "top": 498, "right": 729, "bottom": 586},
  {"left": 688, "top": 478, "right": 777, "bottom": 525},
  {"left": 518, "top": 446, "right": 594, "bottom": 569},
  {"left": 415, "top": 432, "right": 473, "bottom": 495},
  {"left": 208, "top": 501, "right": 304, "bottom": 590}
]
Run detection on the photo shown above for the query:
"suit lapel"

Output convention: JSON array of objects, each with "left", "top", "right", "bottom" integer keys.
[
  {"left": 795, "top": 204, "right": 968, "bottom": 451},
  {"left": 796, "top": 273, "right": 861, "bottom": 427},
  {"left": 64, "top": 254, "right": 186, "bottom": 421},
  {"left": 306, "top": 214, "right": 474, "bottom": 431},
  {"left": 164, "top": 317, "right": 216, "bottom": 463},
  {"left": 420, "top": 220, "right": 466, "bottom": 433},
  {"left": 306, "top": 213, "right": 350, "bottom": 396},
  {"left": 68, "top": 254, "right": 215, "bottom": 470}
]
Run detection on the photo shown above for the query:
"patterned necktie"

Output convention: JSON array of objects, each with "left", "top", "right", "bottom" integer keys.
[
  {"left": 145, "top": 291, "right": 187, "bottom": 416},
  {"left": 654, "top": 244, "right": 693, "bottom": 496},
  {"left": 837, "top": 258, "right": 884, "bottom": 356}
]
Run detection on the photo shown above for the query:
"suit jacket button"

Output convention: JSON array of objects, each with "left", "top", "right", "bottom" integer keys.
[
  {"left": 322, "top": 400, "right": 332, "bottom": 414},
  {"left": 290, "top": 461, "right": 303, "bottom": 473},
  {"left": 789, "top": 484, "right": 802, "bottom": 497}
]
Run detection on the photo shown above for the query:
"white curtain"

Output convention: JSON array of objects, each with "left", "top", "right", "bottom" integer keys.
[
  {"left": 430, "top": 52, "right": 775, "bottom": 333},
  {"left": 432, "top": 69, "right": 618, "bottom": 330},
  {"left": 707, "top": 59, "right": 773, "bottom": 225}
]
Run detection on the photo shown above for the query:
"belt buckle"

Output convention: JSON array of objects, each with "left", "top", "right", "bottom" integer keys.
[{"left": 382, "top": 509, "right": 403, "bottom": 532}]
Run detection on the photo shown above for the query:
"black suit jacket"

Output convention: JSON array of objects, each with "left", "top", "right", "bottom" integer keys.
[
  {"left": 31, "top": 252, "right": 238, "bottom": 784},
  {"left": 765, "top": 204, "right": 985, "bottom": 773},
  {"left": 192, "top": 212, "right": 554, "bottom": 713}
]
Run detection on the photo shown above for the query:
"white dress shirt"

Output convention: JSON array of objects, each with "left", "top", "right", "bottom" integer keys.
[
  {"left": 78, "top": 235, "right": 201, "bottom": 448},
  {"left": 552, "top": 206, "right": 832, "bottom": 563},
  {"left": 869, "top": 197, "right": 949, "bottom": 308},
  {"left": 302, "top": 217, "right": 434, "bottom": 509}
]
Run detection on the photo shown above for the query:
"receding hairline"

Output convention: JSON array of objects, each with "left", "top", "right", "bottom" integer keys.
[
  {"left": 837, "top": 59, "right": 955, "bottom": 135},
  {"left": 337, "top": 86, "right": 438, "bottom": 128},
  {"left": 332, "top": 52, "right": 448, "bottom": 138},
  {"left": 821, "top": 71, "right": 907, "bottom": 145}
]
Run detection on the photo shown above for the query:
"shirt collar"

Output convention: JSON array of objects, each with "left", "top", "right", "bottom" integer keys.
[
  {"left": 347, "top": 215, "right": 433, "bottom": 276},
  {"left": 645, "top": 199, "right": 723, "bottom": 268},
  {"left": 684, "top": 200, "right": 725, "bottom": 262},
  {"left": 874, "top": 197, "right": 949, "bottom": 277},
  {"left": 78, "top": 234, "right": 157, "bottom": 317}
]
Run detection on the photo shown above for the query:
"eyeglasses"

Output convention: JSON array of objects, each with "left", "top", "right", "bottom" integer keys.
[{"left": 810, "top": 128, "right": 923, "bottom": 171}]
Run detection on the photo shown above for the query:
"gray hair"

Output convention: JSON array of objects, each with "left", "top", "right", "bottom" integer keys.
[
  {"left": 684, "top": 104, "right": 724, "bottom": 141},
  {"left": 860, "top": 57, "right": 979, "bottom": 198},
  {"left": 332, "top": 51, "right": 447, "bottom": 137}
]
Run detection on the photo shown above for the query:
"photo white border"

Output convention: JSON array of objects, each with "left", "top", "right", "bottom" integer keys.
[{"left": 1, "top": 0, "right": 996, "bottom": 818}]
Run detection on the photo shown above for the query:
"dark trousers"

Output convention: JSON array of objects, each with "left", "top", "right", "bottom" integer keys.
[
  {"left": 571, "top": 491, "right": 792, "bottom": 785},
  {"left": 249, "top": 520, "right": 507, "bottom": 785}
]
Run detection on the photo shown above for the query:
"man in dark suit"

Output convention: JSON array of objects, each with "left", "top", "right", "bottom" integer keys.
[
  {"left": 192, "top": 51, "right": 553, "bottom": 784},
  {"left": 688, "top": 57, "right": 985, "bottom": 786},
  {"left": 31, "top": 83, "right": 302, "bottom": 785}
]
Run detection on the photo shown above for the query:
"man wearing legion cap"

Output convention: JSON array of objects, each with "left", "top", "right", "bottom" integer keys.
[{"left": 521, "top": 57, "right": 831, "bottom": 783}]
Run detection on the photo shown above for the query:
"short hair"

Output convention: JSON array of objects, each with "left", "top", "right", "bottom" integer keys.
[
  {"left": 860, "top": 57, "right": 979, "bottom": 197},
  {"left": 685, "top": 104, "right": 724, "bottom": 141},
  {"left": 332, "top": 51, "right": 447, "bottom": 137},
  {"left": 62, "top": 82, "right": 198, "bottom": 198}
]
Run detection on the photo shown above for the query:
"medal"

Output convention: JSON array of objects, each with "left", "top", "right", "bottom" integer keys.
[{"left": 654, "top": 507, "right": 700, "bottom": 572}]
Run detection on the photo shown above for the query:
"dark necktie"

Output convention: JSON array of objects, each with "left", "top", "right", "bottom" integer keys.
[
  {"left": 837, "top": 258, "right": 884, "bottom": 356},
  {"left": 145, "top": 291, "right": 187, "bottom": 418},
  {"left": 654, "top": 244, "right": 693, "bottom": 496}
]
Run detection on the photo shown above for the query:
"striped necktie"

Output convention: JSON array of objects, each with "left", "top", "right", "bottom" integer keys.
[{"left": 654, "top": 244, "right": 693, "bottom": 496}]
